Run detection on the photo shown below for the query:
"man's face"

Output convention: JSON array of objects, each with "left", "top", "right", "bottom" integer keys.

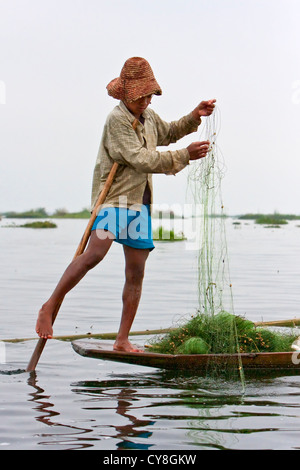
[{"left": 124, "top": 94, "right": 152, "bottom": 118}]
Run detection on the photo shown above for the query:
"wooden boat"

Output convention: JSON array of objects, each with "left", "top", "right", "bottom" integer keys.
[{"left": 72, "top": 339, "right": 300, "bottom": 372}]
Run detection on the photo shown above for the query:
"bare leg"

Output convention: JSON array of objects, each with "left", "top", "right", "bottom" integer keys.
[
  {"left": 36, "top": 230, "right": 114, "bottom": 339},
  {"left": 114, "top": 245, "right": 149, "bottom": 353}
]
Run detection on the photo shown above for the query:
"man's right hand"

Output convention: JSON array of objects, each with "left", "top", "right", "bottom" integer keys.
[{"left": 187, "top": 141, "right": 210, "bottom": 160}]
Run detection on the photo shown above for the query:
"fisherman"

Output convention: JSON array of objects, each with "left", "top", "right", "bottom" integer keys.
[{"left": 35, "top": 57, "right": 215, "bottom": 352}]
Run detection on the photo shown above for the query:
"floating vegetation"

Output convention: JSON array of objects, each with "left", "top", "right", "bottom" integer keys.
[
  {"left": 238, "top": 213, "right": 300, "bottom": 224},
  {"left": 21, "top": 221, "right": 57, "bottom": 228},
  {"left": 150, "top": 311, "right": 298, "bottom": 355},
  {"left": 5, "top": 220, "right": 57, "bottom": 229},
  {"left": 255, "top": 215, "right": 288, "bottom": 225},
  {"left": 153, "top": 226, "right": 186, "bottom": 241}
]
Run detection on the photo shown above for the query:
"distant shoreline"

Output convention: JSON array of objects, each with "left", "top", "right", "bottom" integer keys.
[
  {"left": 0, "top": 208, "right": 91, "bottom": 219},
  {"left": 1, "top": 208, "right": 300, "bottom": 223}
]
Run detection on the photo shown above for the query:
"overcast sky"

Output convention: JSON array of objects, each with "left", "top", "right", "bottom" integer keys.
[{"left": 0, "top": 0, "right": 299, "bottom": 215}]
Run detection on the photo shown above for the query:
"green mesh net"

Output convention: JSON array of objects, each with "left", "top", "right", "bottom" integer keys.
[
  {"left": 186, "top": 107, "right": 233, "bottom": 316},
  {"left": 150, "top": 108, "right": 297, "bottom": 384}
]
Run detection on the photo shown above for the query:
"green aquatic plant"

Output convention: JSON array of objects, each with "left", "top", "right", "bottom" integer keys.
[
  {"left": 150, "top": 311, "right": 297, "bottom": 355},
  {"left": 177, "top": 336, "right": 210, "bottom": 354},
  {"left": 255, "top": 215, "right": 287, "bottom": 225},
  {"left": 152, "top": 226, "right": 186, "bottom": 241},
  {"left": 20, "top": 221, "right": 57, "bottom": 228},
  {"left": 3, "top": 220, "right": 57, "bottom": 229}
]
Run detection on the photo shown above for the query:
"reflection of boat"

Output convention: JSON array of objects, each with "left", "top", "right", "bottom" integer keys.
[{"left": 72, "top": 340, "right": 300, "bottom": 372}]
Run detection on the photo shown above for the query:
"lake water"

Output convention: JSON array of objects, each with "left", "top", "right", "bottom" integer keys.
[{"left": 1, "top": 216, "right": 300, "bottom": 450}]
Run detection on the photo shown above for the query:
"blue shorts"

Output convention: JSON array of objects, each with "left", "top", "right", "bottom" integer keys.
[{"left": 91, "top": 204, "right": 155, "bottom": 251}]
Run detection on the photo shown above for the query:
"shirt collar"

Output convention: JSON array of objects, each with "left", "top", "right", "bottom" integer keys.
[{"left": 119, "top": 100, "right": 149, "bottom": 126}]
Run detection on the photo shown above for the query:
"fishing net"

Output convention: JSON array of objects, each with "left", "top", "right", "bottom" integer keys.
[
  {"left": 186, "top": 107, "right": 232, "bottom": 316},
  {"left": 184, "top": 107, "right": 243, "bottom": 379},
  {"left": 150, "top": 108, "right": 297, "bottom": 384},
  {"left": 152, "top": 107, "right": 245, "bottom": 381}
]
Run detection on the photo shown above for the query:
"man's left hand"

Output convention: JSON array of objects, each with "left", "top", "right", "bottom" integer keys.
[{"left": 192, "top": 99, "right": 216, "bottom": 120}]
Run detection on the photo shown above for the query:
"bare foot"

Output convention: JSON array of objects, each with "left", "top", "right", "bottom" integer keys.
[
  {"left": 35, "top": 304, "right": 54, "bottom": 339},
  {"left": 113, "top": 339, "right": 143, "bottom": 353}
]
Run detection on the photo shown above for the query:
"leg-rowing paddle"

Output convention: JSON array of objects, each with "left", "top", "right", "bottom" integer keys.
[
  {"left": 25, "top": 162, "right": 119, "bottom": 372},
  {"left": 26, "top": 119, "right": 139, "bottom": 372}
]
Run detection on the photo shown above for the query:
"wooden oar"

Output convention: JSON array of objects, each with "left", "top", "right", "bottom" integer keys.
[
  {"left": 25, "top": 163, "right": 118, "bottom": 371},
  {"left": 19, "top": 318, "right": 300, "bottom": 349},
  {"left": 254, "top": 318, "right": 300, "bottom": 328},
  {"left": 26, "top": 119, "right": 139, "bottom": 372},
  {"left": 5, "top": 327, "right": 173, "bottom": 344}
]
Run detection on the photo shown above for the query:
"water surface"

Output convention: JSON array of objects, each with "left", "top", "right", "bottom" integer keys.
[{"left": 1, "top": 217, "right": 300, "bottom": 450}]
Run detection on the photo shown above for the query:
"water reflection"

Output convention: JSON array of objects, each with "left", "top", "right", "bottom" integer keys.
[
  {"left": 26, "top": 372, "right": 94, "bottom": 449},
  {"left": 25, "top": 370, "right": 156, "bottom": 450},
  {"left": 70, "top": 371, "right": 248, "bottom": 450},
  {"left": 114, "top": 388, "right": 155, "bottom": 450},
  {"left": 10, "top": 365, "right": 300, "bottom": 450},
  {"left": 72, "top": 378, "right": 155, "bottom": 450}
]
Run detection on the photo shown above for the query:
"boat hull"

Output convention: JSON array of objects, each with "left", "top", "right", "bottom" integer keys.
[{"left": 72, "top": 340, "right": 300, "bottom": 372}]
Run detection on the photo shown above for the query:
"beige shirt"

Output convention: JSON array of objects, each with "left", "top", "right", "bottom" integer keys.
[{"left": 91, "top": 101, "right": 200, "bottom": 211}]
